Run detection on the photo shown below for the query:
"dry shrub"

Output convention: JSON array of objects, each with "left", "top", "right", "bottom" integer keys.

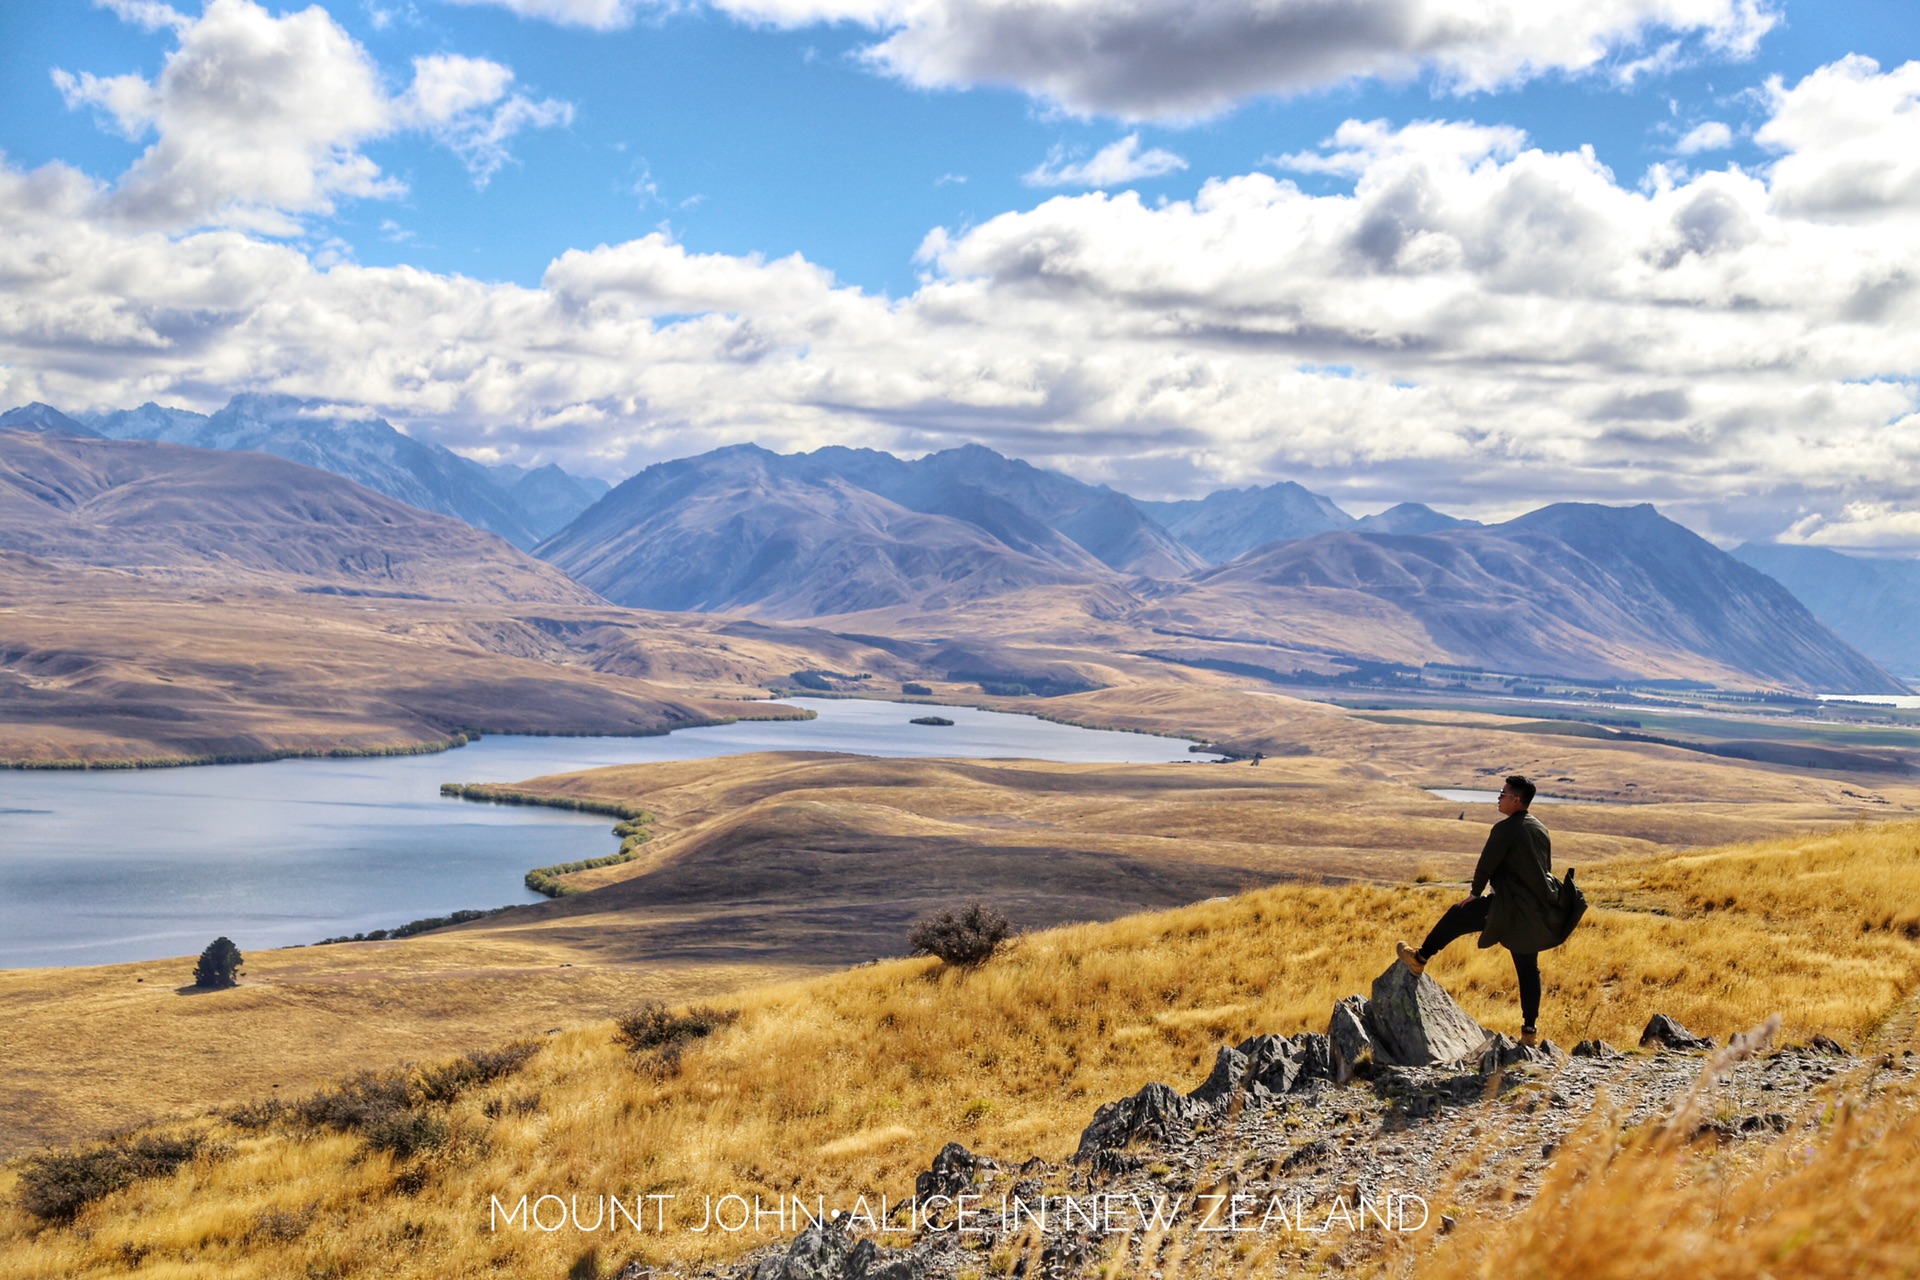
[
  {"left": 908, "top": 901, "right": 1013, "bottom": 965},
  {"left": 15, "top": 1134, "right": 202, "bottom": 1223},
  {"left": 416, "top": 1040, "right": 541, "bottom": 1104},
  {"left": 615, "top": 1003, "right": 739, "bottom": 1053},
  {"left": 291, "top": 1069, "right": 419, "bottom": 1134},
  {"left": 279, "top": 1040, "right": 540, "bottom": 1158},
  {"left": 247, "top": 1203, "right": 316, "bottom": 1243},
  {"left": 615, "top": 1002, "right": 740, "bottom": 1076},
  {"left": 362, "top": 1111, "right": 451, "bottom": 1160}
]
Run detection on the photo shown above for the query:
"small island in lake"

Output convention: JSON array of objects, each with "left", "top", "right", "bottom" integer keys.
[{"left": 910, "top": 715, "right": 955, "bottom": 726}]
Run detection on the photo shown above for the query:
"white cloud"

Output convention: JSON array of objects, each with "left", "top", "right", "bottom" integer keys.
[
  {"left": 1024, "top": 135, "right": 1188, "bottom": 188},
  {"left": 448, "top": 0, "right": 1781, "bottom": 121},
  {"left": 1270, "top": 117, "right": 1527, "bottom": 176},
  {"left": 1760, "top": 55, "right": 1920, "bottom": 218},
  {"left": 8, "top": 55, "right": 1920, "bottom": 546},
  {"left": 398, "top": 54, "right": 517, "bottom": 124},
  {"left": 1782, "top": 491, "right": 1920, "bottom": 551},
  {"left": 398, "top": 54, "right": 576, "bottom": 186},
  {"left": 542, "top": 233, "right": 845, "bottom": 315},
  {"left": 712, "top": 0, "right": 1780, "bottom": 121},
  {"left": 57, "top": 0, "right": 396, "bottom": 233},
  {"left": 53, "top": 0, "right": 571, "bottom": 232},
  {"left": 96, "top": 0, "right": 190, "bottom": 31},
  {"left": 1675, "top": 119, "right": 1733, "bottom": 153},
  {"left": 442, "top": 0, "right": 651, "bottom": 29}
]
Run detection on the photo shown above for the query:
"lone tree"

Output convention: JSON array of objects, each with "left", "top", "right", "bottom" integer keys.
[
  {"left": 192, "top": 937, "right": 243, "bottom": 989},
  {"left": 908, "top": 902, "right": 1012, "bottom": 966}
]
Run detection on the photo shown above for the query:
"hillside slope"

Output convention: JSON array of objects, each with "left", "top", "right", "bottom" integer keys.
[
  {"left": 2, "top": 819, "right": 1915, "bottom": 1279},
  {"left": 76, "top": 396, "right": 606, "bottom": 547},
  {"left": 1138, "top": 480, "right": 1354, "bottom": 562},
  {"left": 1733, "top": 543, "right": 1920, "bottom": 678},
  {"left": 537, "top": 445, "right": 1126, "bottom": 617},
  {"left": 0, "top": 430, "right": 594, "bottom": 605},
  {"left": 1148, "top": 504, "right": 1904, "bottom": 693}
]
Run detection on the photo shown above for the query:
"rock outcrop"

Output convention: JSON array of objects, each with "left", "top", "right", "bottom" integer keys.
[
  {"left": 1078, "top": 964, "right": 1504, "bottom": 1164},
  {"left": 1640, "top": 1013, "right": 1715, "bottom": 1052},
  {"left": 1328, "top": 996, "right": 1376, "bottom": 1081},
  {"left": 1365, "top": 962, "right": 1490, "bottom": 1066},
  {"left": 711, "top": 982, "right": 1908, "bottom": 1280},
  {"left": 1072, "top": 1082, "right": 1207, "bottom": 1164},
  {"left": 913, "top": 1142, "right": 998, "bottom": 1200}
]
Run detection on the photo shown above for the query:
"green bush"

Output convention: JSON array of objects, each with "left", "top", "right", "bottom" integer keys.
[
  {"left": 908, "top": 902, "right": 1013, "bottom": 966},
  {"left": 901, "top": 682, "right": 933, "bottom": 696},
  {"left": 191, "top": 936, "right": 242, "bottom": 989}
]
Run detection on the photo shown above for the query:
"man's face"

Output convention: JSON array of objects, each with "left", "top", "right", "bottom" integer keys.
[{"left": 1497, "top": 783, "right": 1526, "bottom": 816}]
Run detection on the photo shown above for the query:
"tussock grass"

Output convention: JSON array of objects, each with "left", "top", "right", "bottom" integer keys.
[
  {"left": 1408, "top": 1073, "right": 1920, "bottom": 1280},
  {"left": 4, "top": 823, "right": 1919, "bottom": 1278}
]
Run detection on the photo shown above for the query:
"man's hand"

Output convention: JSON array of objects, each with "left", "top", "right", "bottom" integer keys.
[{"left": 1456, "top": 894, "right": 1479, "bottom": 908}]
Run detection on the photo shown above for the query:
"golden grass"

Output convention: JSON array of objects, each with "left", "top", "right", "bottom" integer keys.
[
  {"left": 14, "top": 734, "right": 1862, "bottom": 1162},
  {"left": 4, "top": 820, "right": 1919, "bottom": 1279},
  {"left": 1404, "top": 1073, "right": 1920, "bottom": 1280},
  {"left": 0, "top": 574, "right": 897, "bottom": 764}
]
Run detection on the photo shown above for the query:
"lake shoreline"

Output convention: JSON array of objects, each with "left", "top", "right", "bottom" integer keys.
[
  {"left": 3, "top": 699, "right": 1217, "bottom": 970},
  {"left": 439, "top": 785, "right": 653, "bottom": 897},
  {"left": 0, "top": 706, "right": 817, "bottom": 772}
]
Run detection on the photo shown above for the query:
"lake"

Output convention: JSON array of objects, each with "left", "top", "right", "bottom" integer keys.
[
  {"left": 1426, "top": 789, "right": 1569, "bottom": 805},
  {"left": 0, "top": 699, "right": 1212, "bottom": 969}
]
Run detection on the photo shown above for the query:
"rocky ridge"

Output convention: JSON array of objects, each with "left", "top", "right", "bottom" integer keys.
[{"left": 637, "top": 964, "right": 1914, "bottom": 1280}]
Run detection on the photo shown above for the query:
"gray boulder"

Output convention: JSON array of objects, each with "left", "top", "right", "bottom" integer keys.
[
  {"left": 752, "top": 1219, "right": 856, "bottom": 1280},
  {"left": 914, "top": 1142, "right": 997, "bottom": 1200},
  {"left": 1190, "top": 1032, "right": 1338, "bottom": 1108},
  {"left": 749, "top": 1220, "right": 916, "bottom": 1280},
  {"left": 1073, "top": 1082, "right": 1205, "bottom": 1163},
  {"left": 1237, "top": 1032, "right": 1333, "bottom": 1094},
  {"left": 1188, "top": 1045, "right": 1250, "bottom": 1107},
  {"left": 1640, "top": 1013, "right": 1714, "bottom": 1052},
  {"left": 1475, "top": 1033, "right": 1543, "bottom": 1074},
  {"left": 1367, "top": 962, "right": 1489, "bottom": 1066},
  {"left": 1329, "top": 996, "right": 1375, "bottom": 1082},
  {"left": 1572, "top": 1038, "right": 1624, "bottom": 1059}
]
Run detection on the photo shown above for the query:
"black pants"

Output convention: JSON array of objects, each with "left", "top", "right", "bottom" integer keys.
[{"left": 1418, "top": 896, "right": 1541, "bottom": 1028}]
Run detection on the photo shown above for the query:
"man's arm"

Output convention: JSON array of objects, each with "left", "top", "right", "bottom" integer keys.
[{"left": 1467, "top": 823, "right": 1509, "bottom": 901}]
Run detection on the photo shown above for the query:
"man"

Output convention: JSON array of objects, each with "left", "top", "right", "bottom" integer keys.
[{"left": 1396, "top": 774, "right": 1569, "bottom": 1048}]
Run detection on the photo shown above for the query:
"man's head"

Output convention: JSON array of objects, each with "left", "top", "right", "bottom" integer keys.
[{"left": 1498, "top": 774, "right": 1536, "bottom": 815}]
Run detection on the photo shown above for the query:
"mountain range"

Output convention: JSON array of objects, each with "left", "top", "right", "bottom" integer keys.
[
  {"left": 1732, "top": 544, "right": 1920, "bottom": 679},
  {"left": 5, "top": 394, "right": 1910, "bottom": 694},
  {"left": 535, "top": 441, "right": 1903, "bottom": 693},
  {"left": 1143, "top": 505, "right": 1898, "bottom": 692},
  {"left": 4, "top": 396, "right": 607, "bottom": 549},
  {"left": 0, "top": 427, "right": 598, "bottom": 605}
]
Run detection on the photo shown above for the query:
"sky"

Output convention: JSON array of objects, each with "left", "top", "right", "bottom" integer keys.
[{"left": 2, "top": 0, "right": 1919, "bottom": 546}]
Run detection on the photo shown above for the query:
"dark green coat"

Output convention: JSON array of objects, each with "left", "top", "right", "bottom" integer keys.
[{"left": 1471, "top": 810, "right": 1570, "bottom": 954}]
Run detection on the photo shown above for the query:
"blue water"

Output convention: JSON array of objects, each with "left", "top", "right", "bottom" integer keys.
[{"left": 0, "top": 699, "right": 1212, "bottom": 968}]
